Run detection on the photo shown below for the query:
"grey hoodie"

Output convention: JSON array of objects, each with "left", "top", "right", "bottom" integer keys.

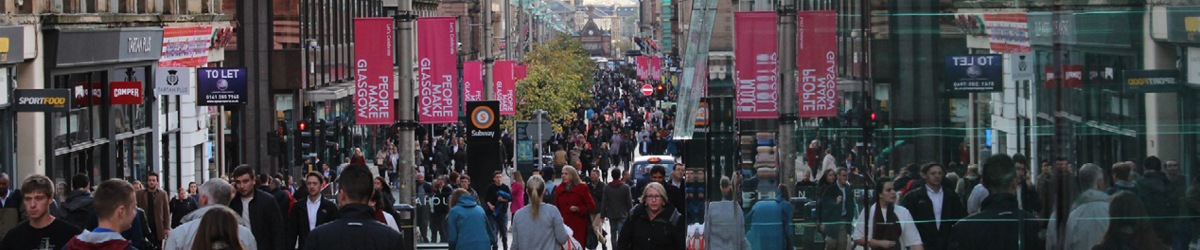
[{"left": 163, "top": 205, "right": 258, "bottom": 250}]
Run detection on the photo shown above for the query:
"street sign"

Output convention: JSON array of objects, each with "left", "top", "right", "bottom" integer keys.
[
  {"left": 518, "top": 118, "right": 553, "bottom": 142},
  {"left": 641, "top": 84, "right": 654, "bottom": 96}
]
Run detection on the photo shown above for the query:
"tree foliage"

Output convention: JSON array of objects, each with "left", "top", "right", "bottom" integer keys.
[{"left": 504, "top": 34, "right": 596, "bottom": 134}]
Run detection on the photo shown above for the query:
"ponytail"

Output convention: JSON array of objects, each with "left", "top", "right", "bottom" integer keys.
[{"left": 526, "top": 175, "right": 546, "bottom": 220}]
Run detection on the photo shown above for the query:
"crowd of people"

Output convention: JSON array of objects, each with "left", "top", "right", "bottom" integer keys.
[{"left": 718, "top": 141, "right": 1200, "bottom": 250}]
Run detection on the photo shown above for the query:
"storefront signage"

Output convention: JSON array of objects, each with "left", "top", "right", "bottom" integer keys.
[
  {"left": 494, "top": 60, "right": 516, "bottom": 115},
  {"left": 159, "top": 26, "right": 214, "bottom": 67},
  {"left": 1189, "top": 47, "right": 1200, "bottom": 85},
  {"left": 353, "top": 18, "right": 395, "bottom": 125},
  {"left": 1010, "top": 53, "right": 1036, "bottom": 82},
  {"left": 0, "top": 26, "right": 25, "bottom": 65},
  {"left": 154, "top": 67, "right": 192, "bottom": 96},
  {"left": 945, "top": 54, "right": 1003, "bottom": 92},
  {"left": 109, "top": 81, "right": 143, "bottom": 105},
  {"left": 1028, "top": 11, "right": 1076, "bottom": 46},
  {"left": 1044, "top": 65, "right": 1084, "bottom": 88},
  {"left": 0, "top": 71, "right": 8, "bottom": 106},
  {"left": 954, "top": 14, "right": 986, "bottom": 36},
  {"left": 13, "top": 89, "right": 70, "bottom": 112},
  {"left": 1167, "top": 7, "right": 1200, "bottom": 43},
  {"left": 416, "top": 17, "right": 459, "bottom": 124},
  {"left": 463, "top": 61, "right": 483, "bottom": 102},
  {"left": 734, "top": 11, "right": 779, "bottom": 119},
  {"left": 983, "top": 13, "right": 1030, "bottom": 53},
  {"left": 797, "top": 10, "right": 838, "bottom": 118},
  {"left": 197, "top": 68, "right": 248, "bottom": 106},
  {"left": 50, "top": 28, "right": 164, "bottom": 68},
  {"left": 73, "top": 82, "right": 102, "bottom": 107},
  {"left": 1123, "top": 69, "right": 1181, "bottom": 93}
]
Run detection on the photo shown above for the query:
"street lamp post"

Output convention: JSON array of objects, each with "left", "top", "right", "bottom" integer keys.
[{"left": 534, "top": 109, "right": 548, "bottom": 167}]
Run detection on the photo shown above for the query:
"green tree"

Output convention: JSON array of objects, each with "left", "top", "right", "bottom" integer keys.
[{"left": 505, "top": 34, "right": 596, "bottom": 134}]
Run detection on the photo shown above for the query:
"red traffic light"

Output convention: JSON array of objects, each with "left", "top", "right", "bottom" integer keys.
[
  {"left": 656, "top": 85, "right": 664, "bottom": 90},
  {"left": 299, "top": 122, "right": 307, "bottom": 131},
  {"left": 870, "top": 112, "right": 876, "bottom": 120}
]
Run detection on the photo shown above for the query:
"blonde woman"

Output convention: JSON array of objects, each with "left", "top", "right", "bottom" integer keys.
[
  {"left": 617, "top": 182, "right": 685, "bottom": 249},
  {"left": 511, "top": 176, "right": 569, "bottom": 250},
  {"left": 552, "top": 166, "right": 595, "bottom": 245}
]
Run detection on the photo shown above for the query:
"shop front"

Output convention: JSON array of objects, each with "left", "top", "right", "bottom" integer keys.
[
  {"left": 0, "top": 26, "right": 21, "bottom": 176},
  {"left": 43, "top": 27, "right": 163, "bottom": 184}
]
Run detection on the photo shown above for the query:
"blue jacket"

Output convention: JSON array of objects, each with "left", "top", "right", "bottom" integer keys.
[
  {"left": 446, "top": 194, "right": 496, "bottom": 250},
  {"left": 745, "top": 193, "right": 794, "bottom": 250}
]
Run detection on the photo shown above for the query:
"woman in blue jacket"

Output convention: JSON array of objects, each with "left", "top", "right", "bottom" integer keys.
[{"left": 447, "top": 188, "right": 497, "bottom": 250}]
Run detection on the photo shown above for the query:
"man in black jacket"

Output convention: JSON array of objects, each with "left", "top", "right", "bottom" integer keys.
[
  {"left": 306, "top": 164, "right": 403, "bottom": 250},
  {"left": 483, "top": 171, "right": 511, "bottom": 250},
  {"left": 288, "top": 172, "right": 339, "bottom": 250},
  {"left": 900, "top": 162, "right": 967, "bottom": 250},
  {"left": 62, "top": 174, "right": 95, "bottom": 228},
  {"left": 230, "top": 166, "right": 288, "bottom": 250},
  {"left": 952, "top": 155, "right": 1043, "bottom": 250}
]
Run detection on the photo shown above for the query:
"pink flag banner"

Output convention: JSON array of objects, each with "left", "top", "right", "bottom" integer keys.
[
  {"left": 797, "top": 10, "right": 838, "bottom": 117},
  {"left": 463, "top": 61, "right": 483, "bottom": 102},
  {"left": 734, "top": 11, "right": 779, "bottom": 119},
  {"left": 352, "top": 18, "right": 395, "bottom": 125},
  {"left": 651, "top": 57, "right": 662, "bottom": 80},
  {"left": 636, "top": 56, "right": 646, "bottom": 80},
  {"left": 515, "top": 65, "right": 528, "bottom": 81},
  {"left": 417, "top": 17, "right": 459, "bottom": 124},
  {"left": 494, "top": 60, "right": 516, "bottom": 115}
]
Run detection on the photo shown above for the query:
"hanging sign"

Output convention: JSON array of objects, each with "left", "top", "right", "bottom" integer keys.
[
  {"left": 197, "top": 68, "right": 248, "bottom": 106},
  {"left": 494, "top": 60, "right": 516, "bottom": 115},
  {"left": 1124, "top": 69, "right": 1182, "bottom": 93},
  {"left": 353, "top": 18, "right": 395, "bottom": 125},
  {"left": 14, "top": 89, "right": 70, "bottom": 112},
  {"left": 945, "top": 54, "right": 1003, "bottom": 92},
  {"left": 155, "top": 67, "right": 192, "bottom": 96},
  {"left": 797, "top": 10, "right": 838, "bottom": 117},
  {"left": 417, "top": 17, "right": 459, "bottom": 124},
  {"left": 463, "top": 61, "right": 484, "bottom": 102},
  {"left": 734, "top": 11, "right": 779, "bottom": 119}
]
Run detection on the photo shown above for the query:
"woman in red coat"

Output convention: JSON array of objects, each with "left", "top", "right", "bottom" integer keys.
[{"left": 554, "top": 165, "right": 596, "bottom": 245}]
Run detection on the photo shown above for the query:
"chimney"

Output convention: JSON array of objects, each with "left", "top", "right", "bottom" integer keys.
[{"left": 588, "top": 6, "right": 594, "bottom": 19}]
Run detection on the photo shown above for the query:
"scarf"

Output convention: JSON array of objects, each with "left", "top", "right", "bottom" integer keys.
[{"left": 871, "top": 203, "right": 902, "bottom": 250}]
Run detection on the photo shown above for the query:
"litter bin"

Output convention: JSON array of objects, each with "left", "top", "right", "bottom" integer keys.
[{"left": 395, "top": 204, "right": 416, "bottom": 250}]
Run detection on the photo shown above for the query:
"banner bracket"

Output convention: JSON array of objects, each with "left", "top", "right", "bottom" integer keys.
[{"left": 394, "top": 11, "right": 418, "bottom": 22}]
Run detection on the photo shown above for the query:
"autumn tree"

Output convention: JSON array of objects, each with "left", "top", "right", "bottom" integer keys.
[{"left": 505, "top": 34, "right": 596, "bottom": 133}]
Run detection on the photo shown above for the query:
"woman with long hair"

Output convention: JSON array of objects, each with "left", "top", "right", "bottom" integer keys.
[
  {"left": 510, "top": 170, "right": 527, "bottom": 215},
  {"left": 851, "top": 180, "right": 924, "bottom": 250},
  {"left": 191, "top": 206, "right": 246, "bottom": 250},
  {"left": 370, "top": 188, "right": 401, "bottom": 232},
  {"left": 552, "top": 166, "right": 596, "bottom": 246},
  {"left": 511, "top": 176, "right": 570, "bottom": 250},
  {"left": 1092, "top": 192, "right": 1168, "bottom": 250}
]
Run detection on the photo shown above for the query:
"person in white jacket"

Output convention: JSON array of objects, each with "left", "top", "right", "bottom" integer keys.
[
  {"left": 853, "top": 180, "right": 924, "bottom": 250},
  {"left": 818, "top": 149, "right": 837, "bottom": 182},
  {"left": 1045, "top": 164, "right": 1109, "bottom": 250}
]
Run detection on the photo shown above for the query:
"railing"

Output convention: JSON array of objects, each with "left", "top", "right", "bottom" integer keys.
[{"left": 3, "top": 0, "right": 222, "bottom": 15}]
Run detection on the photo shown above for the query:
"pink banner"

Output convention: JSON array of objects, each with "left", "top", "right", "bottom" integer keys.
[
  {"left": 515, "top": 65, "right": 528, "bottom": 81},
  {"left": 494, "top": 60, "right": 516, "bottom": 115},
  {"left": 651, "top": 57, "right": 662, "bottom": 80},
  {"left": 637, "top": 56, "right": 647, "bottom": 80},
  {"left": 417, "top": 17, "right": 459, "bottom": 124},
  {"left": 734, "top": 11, "right": 778, "bottom": 119},
  {"left": 463, "top": 61, "right": 483, "bottom": 102},
  {"left": 797, "top": 10, "right": 837, "bottom": 118},
  {"left": 353, "top": 18, "right": 395, "bottom": 125}
]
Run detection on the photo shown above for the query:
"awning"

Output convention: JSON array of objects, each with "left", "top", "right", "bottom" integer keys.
[{"left": 305, "top": 81, "right": 355, "bottom": 102}]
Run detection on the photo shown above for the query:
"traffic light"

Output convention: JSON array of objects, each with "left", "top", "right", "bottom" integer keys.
[
  {"left": 864, "top": 109, "right": 877, "bottom": 142},
  {"left": 323, "top": 119, "right": 339, "bottom": 149},
  {"left": 267, "top": 128, "right": 282, "bottom": 156},
  {"left": 297, "top": 120, "right": 315, "bottom": 157}
]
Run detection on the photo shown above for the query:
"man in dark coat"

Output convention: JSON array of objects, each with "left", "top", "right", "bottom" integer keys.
[
  {"left": 306, "top": 164, "right": 403, "bottom": 250},
  {"left": 230, "top": 166, "right": 288, "bottom": 250},
  {"left": 819, "top": 168, "right": 856, "bottom": 250},
  {"left": 900, "top": 162, "right": 968, "bottom": 250},
  {"left": 952, "top": 155, "right": 1043, "bottom": 250},
  {"left": 288, "top": 172, "right": 340, "bottom": 250}
]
